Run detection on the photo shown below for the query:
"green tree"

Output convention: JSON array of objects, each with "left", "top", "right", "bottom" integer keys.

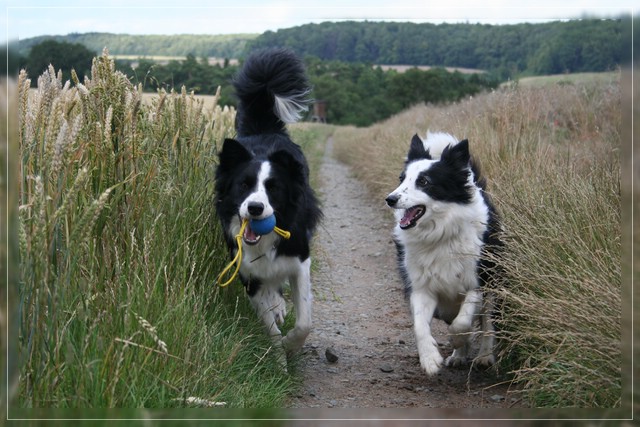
[
  {"left": 307, "top": 60, "right": 498, "bottom": 126},
  {"left": 248, "top": 19, "right": 624, "bottom": 78},
  {"left": 1, "top": 43, "right": 24, "bottom": 76},
  {"left": 25, "top": 40, "right": 95, "bottom": 84}
]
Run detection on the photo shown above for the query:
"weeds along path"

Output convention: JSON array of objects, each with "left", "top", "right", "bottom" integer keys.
[{"left": 287, "top": 136, "right": 520, "bottom": 409}]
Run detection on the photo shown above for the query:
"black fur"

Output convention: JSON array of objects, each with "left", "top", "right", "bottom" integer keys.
[
  {"left": 397, "top": 136, "right": 503, "bottom": 296},
  {"left": 388, "top": 133, "right": 504, "bottom": 372},
  {"left": 407, "top": 133, "right": 432, "bottom": 161},
  {"left": 394, "top": 239, "right": 411, "bottom": 298},
  {"left": 233, "top": 48, "right": 310, "bottom": 137},
  {"left": 214, "top": 47, "right": 322, "bottom": 277}
]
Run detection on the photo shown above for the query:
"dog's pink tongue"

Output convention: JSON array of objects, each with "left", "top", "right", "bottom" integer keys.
[
  {"left": 243, "top": 224, "right": 259, "bottom": 242},
  {"left": 400, "top": 207, "right": 419, "bottom": 227}
]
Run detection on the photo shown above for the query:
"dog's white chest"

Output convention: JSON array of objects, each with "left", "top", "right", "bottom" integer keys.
[
  {"left": 239, "top": 237, "right": 300, "bottom": 284},
  {"left": 401, "top": 231, "right": 481, "bottom": 298}
]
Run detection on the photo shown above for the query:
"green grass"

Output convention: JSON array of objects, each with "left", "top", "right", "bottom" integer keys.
[
  {"left": 12, "top": 48, "right": 625, "bottom": 411},
  {"left": 331, "top": 73, "right": 622, "bottom": 408},
  {"left": 15, "top": 51, "right": 298, "bottom": 410},
  {"left": 288, "top": 122, "right": 336, "bottom": 186}
]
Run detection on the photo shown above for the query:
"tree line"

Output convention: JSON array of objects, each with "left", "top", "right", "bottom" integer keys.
[
  {"left": 120, "top": 55, "right": 500, "bottom": 126},
  {"left": 9, "top": 18, "right": 627, "bottom": 126},
  {"left": 12, "top": 18, "right": 627, "bottom": 80},
  {"left": 304, "top": 58, "right": 498, "bottom": 126},
  {"left": 16, "top": 32, "right": 255, "bottom": 59},
  {"left": 248, "top": 19, "right": 625, "bottom": 79},
  {"left": 15, "top": 40, "right": 499, "bottom": 126}
]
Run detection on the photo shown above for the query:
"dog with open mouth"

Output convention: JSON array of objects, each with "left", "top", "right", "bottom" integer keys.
[
  {"left": 386, "top": 131, "right": 502, "bottom": 376},
  {"left": 215, "top": 48, "right": 322, "bottom": 362}
]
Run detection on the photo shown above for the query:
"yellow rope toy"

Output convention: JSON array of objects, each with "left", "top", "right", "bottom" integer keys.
[{"left": 217, "top": 218, "right": 291, "bottom": 287}]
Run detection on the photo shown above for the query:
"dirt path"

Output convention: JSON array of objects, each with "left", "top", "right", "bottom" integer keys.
[{"left": 287, "top": 137, "right": 521, "bottom": 409}]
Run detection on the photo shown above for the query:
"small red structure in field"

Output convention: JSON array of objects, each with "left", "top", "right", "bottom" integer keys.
[{"left": 311, "top": 100, "right": 327, "bottom": 123}]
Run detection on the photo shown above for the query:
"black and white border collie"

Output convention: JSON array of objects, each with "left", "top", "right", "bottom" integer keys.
[
  {"left": 385, "top": 132, "right": 502, "bottom": 376},
  {"left": 215, "top": 48, "right": 322, "bottom": 359}
]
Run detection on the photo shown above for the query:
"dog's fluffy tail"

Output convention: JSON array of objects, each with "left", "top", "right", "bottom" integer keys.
[{"left": 233, "top": 48, "right": 311, "bottom": 136}]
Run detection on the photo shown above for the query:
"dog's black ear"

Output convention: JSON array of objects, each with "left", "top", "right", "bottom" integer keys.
[
  {"left": 218, "top": 138, "right": 253, "bottom": 172},
  {"left": 441, "top": 139, "right": 470, "bottom": 168},
  {"left": 269, "top": 149, "right": 305, "bottom": 182},
  {"left": 407, "top": 134, "right": 431, "bottom": 161}
]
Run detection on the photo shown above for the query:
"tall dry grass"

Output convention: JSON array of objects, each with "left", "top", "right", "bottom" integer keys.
[
  {"left": 332, "top": 74, "right": 622, "bottom": 407},
  {"left": 14, "top": 50, "right": 298, "bottom": 410}
]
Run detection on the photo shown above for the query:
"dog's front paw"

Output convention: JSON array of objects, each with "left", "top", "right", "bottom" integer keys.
[
  {"left": 444, "top": 343, "right": 469, "bottom": 368},
  {"left": 281, "top": 335, "right": 301, "bottom": 356},
  {"left": 445, "top": 352, "right": 468, "bottom": 368},
  {"left": 419, "top": 349, "right": 443, "bottom": 376},
  {"left": 474, "top": 353, "right": 495, "bottom": 368},
  {"left": 282, "top": 326, "right": 310, "bottom": 355}
]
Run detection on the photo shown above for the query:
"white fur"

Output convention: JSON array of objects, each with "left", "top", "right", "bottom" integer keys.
[
  {"left": 229, "top": 162, "right": 313, "bottom": 359},
  {"left": 389, "top": 133, "right": 495, "bottom": 376},
  {"left": 239, "top": 162, "right": 275, "bottom": 219},
  {"left": 421, "top": 131, "right": 459, "bottom": 158},
  {"left": 274, "top": 92, "right": 311, "bottom": 124}
]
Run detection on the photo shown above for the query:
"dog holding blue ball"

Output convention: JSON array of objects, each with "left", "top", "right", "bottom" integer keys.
[{"left": 214, "top": 48, "right": 323, "bottom": 363}]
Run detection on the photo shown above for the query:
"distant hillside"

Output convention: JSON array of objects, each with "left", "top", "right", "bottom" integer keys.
[
  {"left": 14, "top": 18, "right": 626, "bottom": 80},
  {"left": 247, "top": 20, "right": 624, "bottom": 78},
  {"left": 17, "top": 32, "right": 258, "bottom": 59}
]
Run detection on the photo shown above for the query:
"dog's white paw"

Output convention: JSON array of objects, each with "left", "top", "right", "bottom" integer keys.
[
  {"left": 445, "top": 352, "right": 468, "bottom": 368},
  {"left": 419, "top": 349, "right": 443, "bottom": 376},
  {"left": 475, "top": 353, "right": 495, "bottom": 368},
  {"left": 282, "top": 325, "right": 311, "bottom": 355},
  {"left": 445, "top": 342, "right": 469, "bottom": 368},
  {"left": 281, "top": 334, "right": 303, "bottom": 355}
]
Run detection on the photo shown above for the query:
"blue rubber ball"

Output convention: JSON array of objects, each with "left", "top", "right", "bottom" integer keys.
[{"left": 250, "top": 215, "right": 276, "bottom": 235}]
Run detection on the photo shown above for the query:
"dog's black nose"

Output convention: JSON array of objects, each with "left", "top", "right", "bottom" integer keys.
[
  {"left": 247, "top": 202, "right": 264, "bottom": 216},
  {"left": 386, "top": 194, "right": 399, "bottom": 207}
]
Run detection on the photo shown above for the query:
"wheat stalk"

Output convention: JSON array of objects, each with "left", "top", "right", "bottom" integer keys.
[
  {"left": 172, "top": 397, "right": 227, "bottom": 407},
  {"left": 70, "top": 187, "right": 112, "bottom": 244},
  {"left": 134, "top": 312, "right": 168, "bottom": 355}
]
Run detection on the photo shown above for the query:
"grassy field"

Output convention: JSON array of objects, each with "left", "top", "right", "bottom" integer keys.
[
  {"left": 502, "top": 71, "right": 620, "bottom": 88},
  {"left": 9, "top": 49, "right": 626, "bottom": 412},
  {"left": 115, "top": 55, "right": 240, "bottom": 68},
  {"left": 13, "top": 52, "right": 316, "bottom": 412},
  {"left": 331, "top": 72, "right": 623, "bottom": 408},
  {"left": 376, "top": 64, "right": 485, "bottom": 74}
]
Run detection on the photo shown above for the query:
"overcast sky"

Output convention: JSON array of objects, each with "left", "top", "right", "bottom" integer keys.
[{"left": 4, "top": 0, "right": 635, "bottom": 44}]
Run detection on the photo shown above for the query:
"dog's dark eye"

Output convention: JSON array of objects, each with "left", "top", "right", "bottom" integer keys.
[
  {"left": 417, "top": 176, "right": 431, "bottom": 187},
  {"left": 240, "top": 179, "right": 253, "bottom": 192}
]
